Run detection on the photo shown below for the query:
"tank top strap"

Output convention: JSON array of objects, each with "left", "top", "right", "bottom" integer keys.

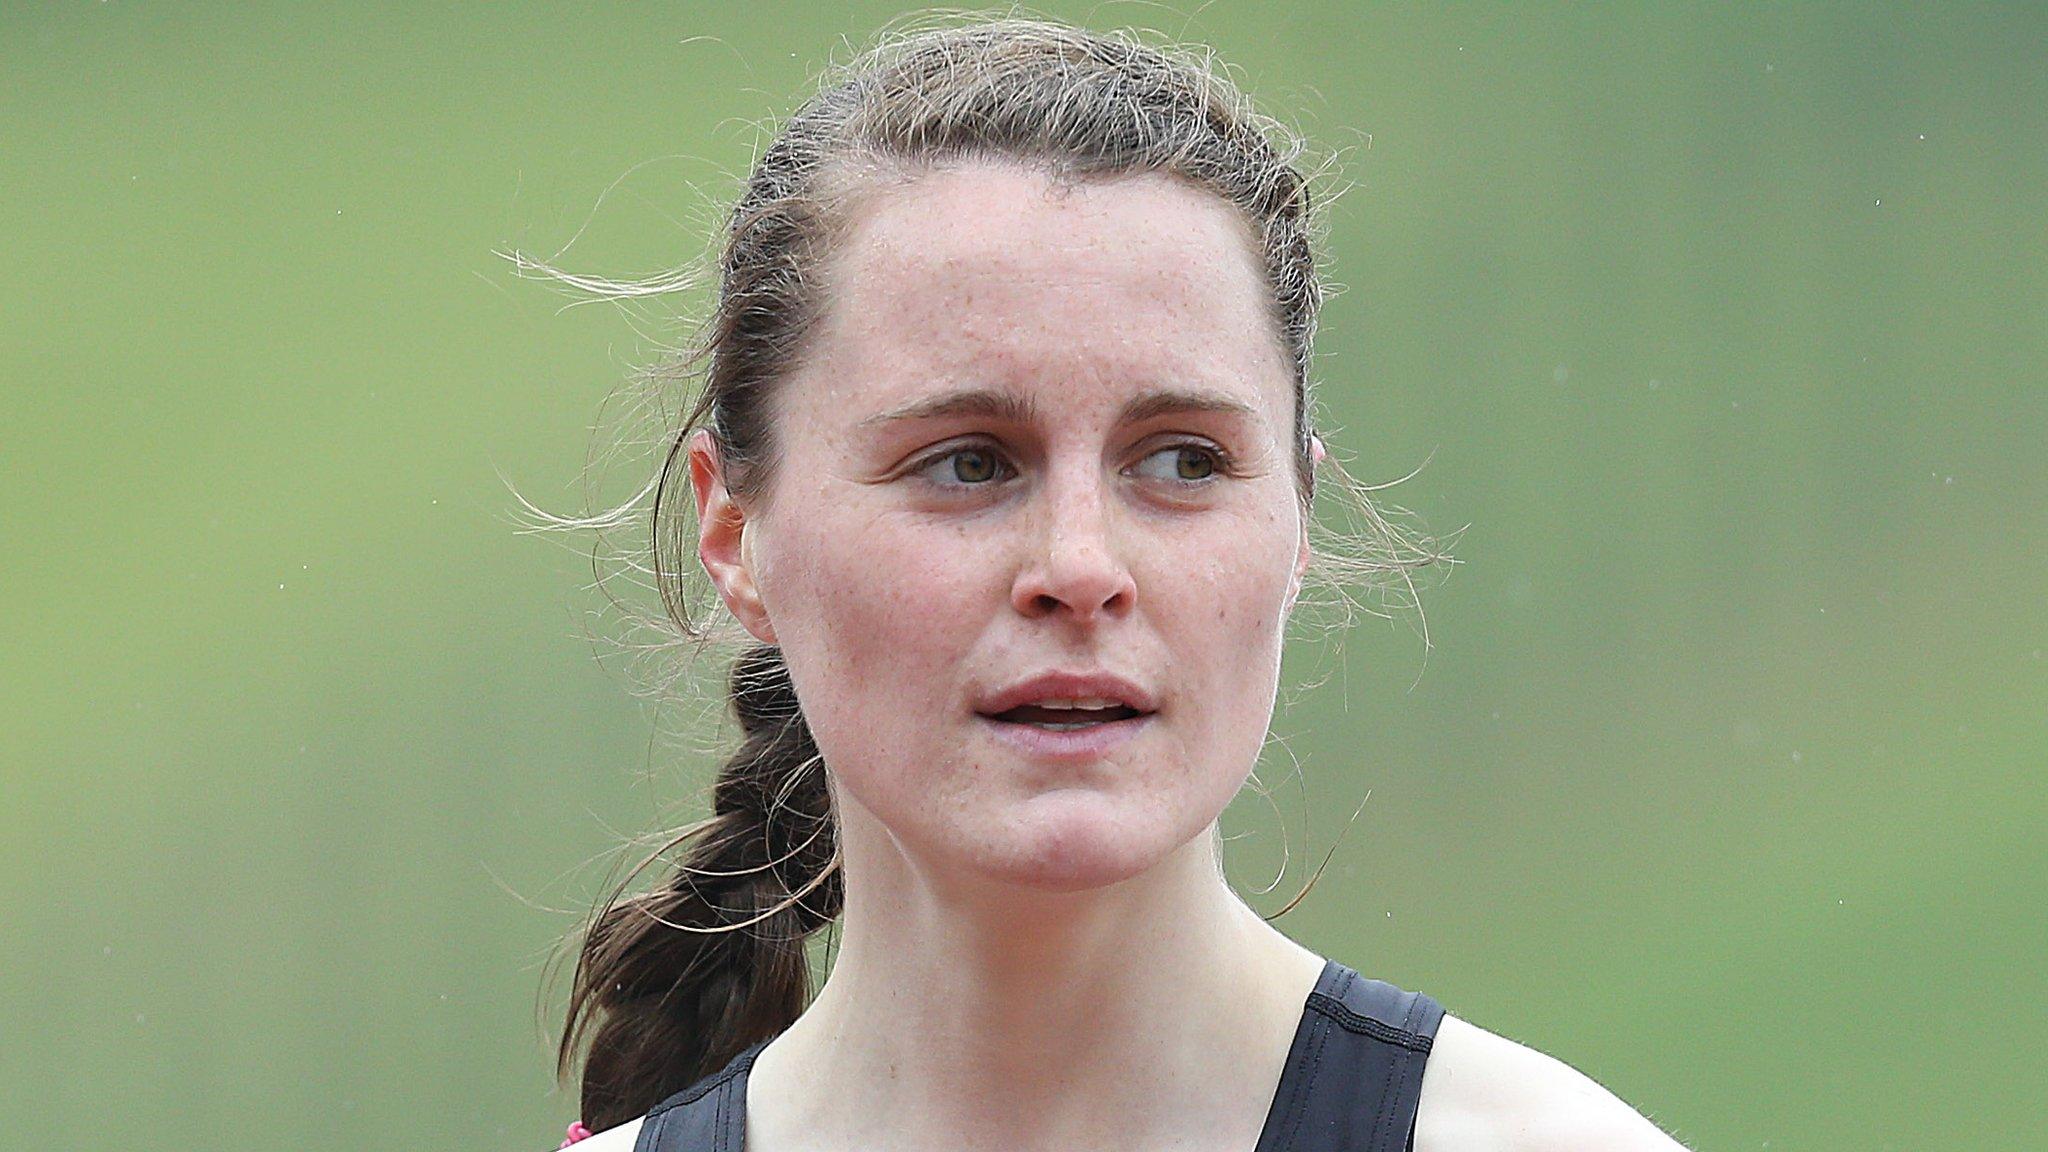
[
  {"left": 632, "top": 1040, "right": 765, "bottom": 1152},
  {"left": 1252, "top": 959, "right": 1446, "bottom": 1152}
]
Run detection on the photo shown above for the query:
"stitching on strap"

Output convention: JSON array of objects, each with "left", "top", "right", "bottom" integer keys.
[
  {"left": 1274, "top": 1012, "right": 1332, "bottom": 1150},
  {"left": 631, "top": 1110, "right": 667, "bottom": 1152},
  {"left": 1368, "top": 991, "right": 1435, "bottom": 1152},
  {"left": 1305, "top": 991, "right": 1435, "bottom": 1054}
]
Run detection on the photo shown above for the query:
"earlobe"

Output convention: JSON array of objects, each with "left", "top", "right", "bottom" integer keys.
[
  {"left": 1290, "top": 436, "right": 1323, "bottom": 613},
  {"left": 1286, "top": 524, "right": 1312, "bottom": 616},
  {"left": 687, "top": 430, "right": 777, "bottom": 644}
]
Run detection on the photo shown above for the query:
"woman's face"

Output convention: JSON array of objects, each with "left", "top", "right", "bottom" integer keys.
[{"left": 700, "top": 162, "right": 1309, "bottom": 894}]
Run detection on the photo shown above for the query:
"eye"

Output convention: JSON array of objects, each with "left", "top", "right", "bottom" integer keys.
[
  {"left": 912, "top": 443, "right": 1015, "bottom": 488},
  {"left": 1130, "top": 442, "right": 1225, "bottom": 484}
]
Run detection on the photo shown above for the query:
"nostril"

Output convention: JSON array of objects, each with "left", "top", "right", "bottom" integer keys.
[{"left": 1011, "top": 535, "right": 1138, "bottom": 619}]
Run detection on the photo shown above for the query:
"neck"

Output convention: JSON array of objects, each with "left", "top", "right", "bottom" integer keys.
[{"left": 748, "top": 797, "right": 1329, "bottom": 1152}]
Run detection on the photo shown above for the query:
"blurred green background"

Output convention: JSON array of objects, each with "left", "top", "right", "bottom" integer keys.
[{"left": 4, "top": 3, "right": 2042, "bottom": 1149}]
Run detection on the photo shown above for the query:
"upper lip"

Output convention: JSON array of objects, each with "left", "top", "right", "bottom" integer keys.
[{"left": 975, "top": 671, "right": 1159, "bottom": 717}]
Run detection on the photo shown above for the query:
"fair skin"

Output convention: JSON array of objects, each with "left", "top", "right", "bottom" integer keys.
[{"left": 565, "top": 163, "right": 1683, "bottom": 1152}]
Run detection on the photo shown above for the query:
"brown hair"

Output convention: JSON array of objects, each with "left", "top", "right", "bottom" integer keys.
[{"left": 511, "top": 14, "right": 1448, "bottom": 1130}]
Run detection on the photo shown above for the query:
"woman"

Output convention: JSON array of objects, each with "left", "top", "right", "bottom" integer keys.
[{"left": 539, "top": 17, "right": 1686, "bottom": 1152}]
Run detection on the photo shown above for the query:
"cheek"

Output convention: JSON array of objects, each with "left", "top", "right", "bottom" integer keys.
[
  {"left": 1154, "top": 509, "right": 1298, "bottom": 645},
  {"left": 758, "top": 502, "right": 989, "bottom": 709},
  {"left": 1147, "top": 510, "right": 1300, "bottom": 752}
]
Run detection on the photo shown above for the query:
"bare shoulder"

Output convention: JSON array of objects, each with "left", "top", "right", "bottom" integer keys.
[
  {"left": 545, "top": 1116, "right": 643, "bottom": 1152},
  {"left": 1414, "top": 1013, "right": 1690, "bottom": 1152}
]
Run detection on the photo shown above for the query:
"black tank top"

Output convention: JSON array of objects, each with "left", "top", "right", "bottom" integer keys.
[{"left": 633, "top": 957, "right": 1445, "bottom": 1152}]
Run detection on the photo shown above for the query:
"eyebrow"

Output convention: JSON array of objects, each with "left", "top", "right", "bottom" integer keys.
[{"left": 857, "top": 387, "right": 1261, "bottom": 430}]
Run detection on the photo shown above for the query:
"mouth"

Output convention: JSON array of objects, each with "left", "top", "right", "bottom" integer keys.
[
  {"left": 982, "top": 700, "right": 1150, "bottom": 731},
  {"left": 971, "top": 673, "right": 1160, "bottom": 759},
  {"left": 973, "top": 700, "right": 1156, "bottom": 762}
]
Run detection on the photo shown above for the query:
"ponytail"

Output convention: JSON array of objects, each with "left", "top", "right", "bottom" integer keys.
[{"left": 558, "top": 644, "right": 842, "bottom": 1129}]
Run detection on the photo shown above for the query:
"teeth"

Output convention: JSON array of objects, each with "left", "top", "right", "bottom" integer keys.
[{"left": 1031, "top": 697, "right": 1120, "bottom": 710}]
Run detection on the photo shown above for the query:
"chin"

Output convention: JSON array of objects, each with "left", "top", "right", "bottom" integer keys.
[{"left": 963, "top": 792, "right": 1191, "bottom": 893}]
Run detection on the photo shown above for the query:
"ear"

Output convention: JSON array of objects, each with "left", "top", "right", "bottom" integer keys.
[
  {"left": 688, "top": 429, "right": 777, "bottom": 644},
  {"left": 1285, "top": 435, "right": 1323, "bottom": 615},
  {"left": 1285, "top": 520, "right": 1311, "bottom": 617}
]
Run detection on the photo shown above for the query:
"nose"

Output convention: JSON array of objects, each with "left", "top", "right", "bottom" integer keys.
[{"left": 1010, "top": 468, "right": 1137, "bottom": 624}]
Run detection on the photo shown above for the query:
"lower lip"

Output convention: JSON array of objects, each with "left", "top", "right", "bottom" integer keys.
[{"left": 975, "top": 712, "right": 1155, "bottom": 761}]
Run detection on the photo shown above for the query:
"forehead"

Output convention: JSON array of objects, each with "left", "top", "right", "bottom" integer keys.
[{"left": 800, "top": 162, "right": 1292, "bottom": 420}]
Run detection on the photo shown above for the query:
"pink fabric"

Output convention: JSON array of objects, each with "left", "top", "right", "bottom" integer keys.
[{"left": 560, "top": 1121, "right": 595, "bottom": 1146}]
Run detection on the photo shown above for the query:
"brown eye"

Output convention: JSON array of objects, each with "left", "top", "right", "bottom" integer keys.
[
  {"left": 951, "top": 448, "right": 999, "bottom": 483},
  {"left": 1132, "top": 443, "right": 1224, "bottom": 484},
  {"left": 914, "top": 444, "right": 1012, "bottom": 488}
]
